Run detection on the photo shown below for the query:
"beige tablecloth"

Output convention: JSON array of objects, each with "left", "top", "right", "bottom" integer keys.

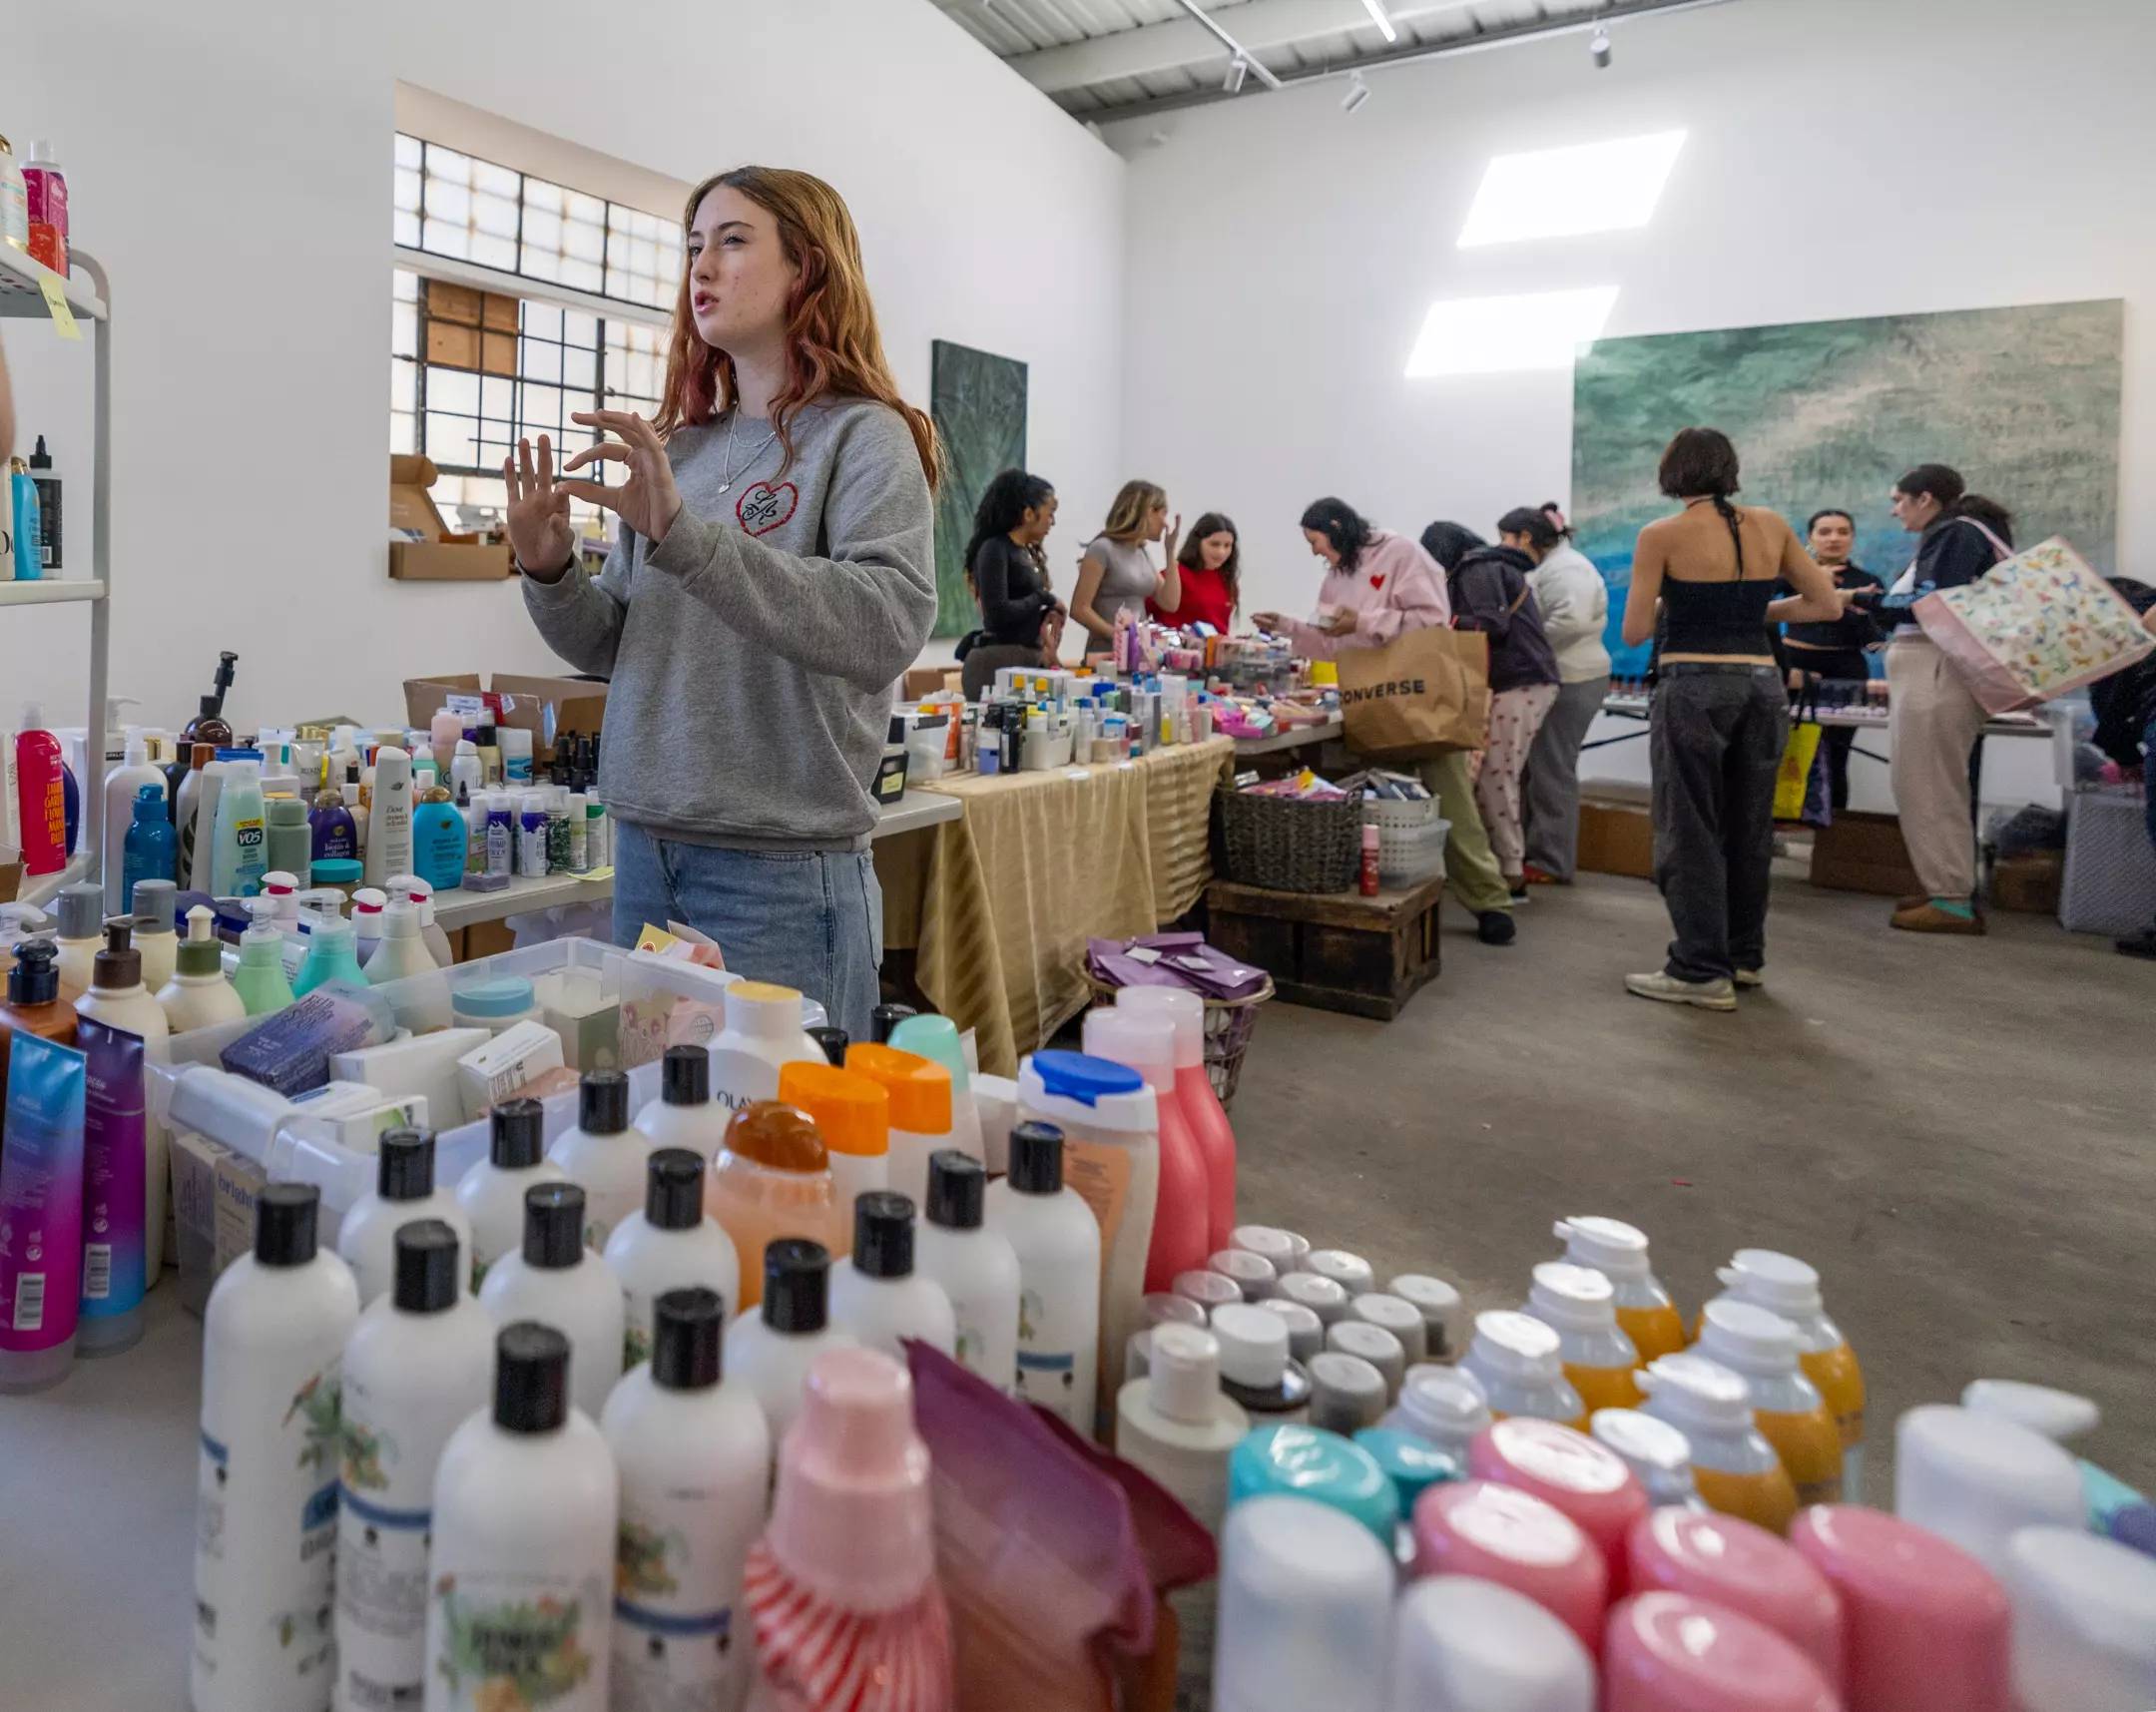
[{"left": 875, "top": 739, "right": 1234, "bottom": 1077}]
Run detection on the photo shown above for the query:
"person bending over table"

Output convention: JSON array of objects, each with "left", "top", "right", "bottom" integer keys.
[
  {"left": 1253, "top": 497, "right": 1519, "bottom": 946},
  {"left": 507, "top": 165, "right": 937, "bottom": 1041},
  {"left": 959, "top": 467, "right": 1066, "bottom": 699},
  {"left": 1072, "top": 480, "right": 1179, "bottom": 647},
  {"left": 1779, "top": 507, "right": 1883, "bottom": 813}
]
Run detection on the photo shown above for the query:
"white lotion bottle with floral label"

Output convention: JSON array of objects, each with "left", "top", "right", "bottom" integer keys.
[
  {"left": 601, "top": 1288, "right": 772, "bottom": 1712},
  {"left": 336, "top": 1220, "right": 494, "bottom": 1712},
  {"left": 985, "top": 1122, "right": 1100, "bottom": 1430},
  {"left": 424, "top": 1322, "right": 617, "bottom": 1712},
  {"left": 454, "top": 1099, "right": 565, "bottom": 1293},
  {"left": 193, "top": 1183, "right": 361, "bottom": 1712},
  {"left": 602, "top": 1148, "right": 741, "bottom": 1372},
  {"left": 477, "top": 1183, "right": 625, "bottom": 1423}
]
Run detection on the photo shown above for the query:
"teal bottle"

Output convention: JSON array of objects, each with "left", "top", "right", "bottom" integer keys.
[
  {"left": 410, "top": 786, "right": 467, "bottom": 893},
  {"left": 291, "top": 914, "right": 367, "bottom": 997},
  {"left": 120, "top": 784, "right": 177, "bottom": 912}
]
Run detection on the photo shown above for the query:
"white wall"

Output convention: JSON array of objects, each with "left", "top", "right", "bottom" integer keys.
[
  {"left": 1, "top": 0, "right": 1122, "bottom": 739},
  {"left": 1108, "top": 0, "right": 2156, "bottom": 637}
]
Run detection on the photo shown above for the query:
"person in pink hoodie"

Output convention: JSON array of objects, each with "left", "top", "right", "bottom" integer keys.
[{"left": 1254, "top": 497, "right": 1519, "bottom": 944}]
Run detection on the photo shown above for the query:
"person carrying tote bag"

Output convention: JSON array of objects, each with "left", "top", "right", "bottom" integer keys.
[{"left": 1253, "top": 496, "right": 1520, "bottom": 946}]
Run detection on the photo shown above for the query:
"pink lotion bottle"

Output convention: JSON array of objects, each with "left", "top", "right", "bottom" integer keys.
[
  {"left": 1410, "top": 1478, "right": 1607, "bottom": 1650},
  {"left": 1118, "top": 985, "right": 1236, "bottom": 1250},
  {"left": 1602, "top": 1592, "right": 1839, "bottom": 1712},
  {"left": 1625, "top": 1506, "right": 1845, "bottom": 1691}
]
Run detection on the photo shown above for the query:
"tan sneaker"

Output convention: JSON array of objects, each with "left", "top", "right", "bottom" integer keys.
[
  {"left": 1891, "top": 901, "right": 1985, "bottom": 934},
  {"left": 1733, "top": 968, "right": 1765, "bottom": 989},
  {"left": 1624, "top": 971, "right": 1738, "bottom": 1011}
]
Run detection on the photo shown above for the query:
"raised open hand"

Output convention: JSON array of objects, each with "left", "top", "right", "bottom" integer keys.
[{"left": 557, "top": 410, "right": 684, "bottom": 544}]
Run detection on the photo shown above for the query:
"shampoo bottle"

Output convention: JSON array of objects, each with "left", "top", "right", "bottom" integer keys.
[
  {"left": 130, "top": 877, "right": 179, "bottom": 993},
  {"left": 51, "top": 879, "right": 103, "bottom": 993},
  {"left": 410, "top": 785, "right": 467, "bottom": 894},
  {"left": 192, "top": 1185, "right": 361, "bottom": 1712},
  {"left": 73, "top": 919, "right": 171, "bottom": 1296},
  {"left": 914, "top": 1149, "right": 1019, "bottom": 1393},
  {"left": 265, "top": 797, "right": 311, "bottom": 884},
  {"left": 723, "top": 1238, "right": 858, "bottom": 1445},
  {"left": 425, "top": 1323, "right": 618, "bottom": 1712},
  {"left": 478, "top": 1182, "right": 625, "bottom": 1422},
  {"left": 454, "top": 1099, "right": 566, "bottom": 1292},
  {"left": 336, "top": 1220, "right": 493, "bottom": 1712},
  {"left": 826, "top": 1191, "right": 956, "bottom": 1360},
  {"left": 602, "top": 1288, "right": 772, "bottom": 1712},
  {"left": 363, "top": 746, "right": 413, "bottom": 889},
  {"left": 121, "top": 784, "right": 176, "bottom": 913},
  {"left": 603, "top": 1149, "right": 743, "bottom": 1371},
  {"left": 633, "top": 1042, "right": 728, "bottom": 1155},
  {"left": 158, "top": 904, "right": 247, "bottom": 1033},
  {"left": 1118, "top": 983, "right": 1238, "bottom": 1251},
  {"left": 308, "top": 778, "right": 357, "bottom": 864},
  {"left": 209, "top": 757, "right": 269, "bottom": 898},
  {"left": 336, "top": 1128, "right": 473, "bottom": 1308},
  {"left": 14, "top": 704, "right": 66, "bottom": 875},
  {"left": 0, "top": 1026, "right": 86, "bottom": 1392},
  {"left": 711, "top": 980, "right": 824, "bottom": 1115},
  {"left": 103, "top": 733, "right": 167, "bottom": 915},
  {"left": 545, "top": 1069, "right": 646, "bottom": 1247},
  {"left": 233, "top": 899, "right": 296, "bottom": 1016},
  {"left": 984, "top": 1121, "right": 1100, "bottom": 1432}
]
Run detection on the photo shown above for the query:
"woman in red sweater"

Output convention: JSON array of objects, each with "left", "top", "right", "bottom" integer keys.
[{"left": 1150, "top": 511, "right": 1241, "bottom": 632}]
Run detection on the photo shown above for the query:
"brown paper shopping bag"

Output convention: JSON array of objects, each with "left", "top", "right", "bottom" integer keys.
[{"left": 1336, "top": 625, "right": 1491, "bottom": 760}]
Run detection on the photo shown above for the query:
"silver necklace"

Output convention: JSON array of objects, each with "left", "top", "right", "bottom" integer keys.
[{"left": 716, "top": 407, "right": 781, "bottom": 495}]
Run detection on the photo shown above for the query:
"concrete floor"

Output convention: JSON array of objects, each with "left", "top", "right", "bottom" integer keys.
[{"left": 1225, "top": 869, "right": 2155, "bottom": 1496}]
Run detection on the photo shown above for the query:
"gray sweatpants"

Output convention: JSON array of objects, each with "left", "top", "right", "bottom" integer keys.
[{"left": 1523, "top": 675, "right": 1609, "bottom": 879}]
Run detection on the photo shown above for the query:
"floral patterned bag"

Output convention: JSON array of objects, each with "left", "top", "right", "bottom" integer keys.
[{"left": 1915, "top": 535, "right": 2155, "bottom": 714}]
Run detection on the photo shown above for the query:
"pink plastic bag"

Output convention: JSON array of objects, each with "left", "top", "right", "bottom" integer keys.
[{"left": 1916, "top": 535, "right": 2155, "bottom": 714}]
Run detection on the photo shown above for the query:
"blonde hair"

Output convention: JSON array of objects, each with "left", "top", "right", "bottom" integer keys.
[
  {"left": 654, "top": 166, "right": 938, "bottom": 488},
  {"left": 1101, "top": 480, "right": 1166, "bottom": 542}
]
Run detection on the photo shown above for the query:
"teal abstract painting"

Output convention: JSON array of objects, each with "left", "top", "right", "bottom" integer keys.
[
  {"left": 930, "top": 339, "right": 1028, "bottom": 639},
  {"left": 1570, "top": 299, "right": 2123, "bottom": 674}
]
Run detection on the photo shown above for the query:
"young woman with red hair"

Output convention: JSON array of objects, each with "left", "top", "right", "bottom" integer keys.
[{"left": 505, "top": 166, "right": 938, "bottom": 1039}]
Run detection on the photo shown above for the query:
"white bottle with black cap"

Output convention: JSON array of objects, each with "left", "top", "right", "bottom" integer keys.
[
  {"left": 723, "top": 1239, "right": 859, "bottom": 1443},
  {"left": 426, "top": 1323, "right": 617, "bottom": 1712},
  {"left": 1211, "top": 1301, "right": 1312, "bottom": 1424},
  {"left": 336, "top": 1128, "right": 473, "bottom": 1308},
  {"left": 603, "top": 1148, "right": 743, "bottom": 1369},
  {"left": 985, "top": 1120, "right": 1101, "bottom": 1431},
  {"left": 478, "top": 1183, "right": 625, "bottom": 1422},
  {"left": 545, "top": 1069, "right": 647, "bottom": 1248},
  {"left": 336, "top": 1219, "right": 494, "bottom": 1712},
  {"left": 633, "top": 1043, "right": 728, "bottom": 1157},
  {"left": 1115, "top": 1322, "right": 1249, "bottom": 1532},
  {"left": 914, "top": 1149, "right": 1020, "bottom": 1392},
  {"left": 602, "top": 1288, "right": 772, "bottom": 1712},
  {"left": 193, "top": 1183, "right": 360, "bottom": 1712},
  {"left": 454, "top": 1099, "right": 566, "bottom": 1292},
  {"left": 827, "top": 1190, "right": 956, "bottom": 1361}
]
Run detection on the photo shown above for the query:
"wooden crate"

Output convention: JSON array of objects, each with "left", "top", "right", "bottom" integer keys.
[
  {"left": 1810, "top": 810, "right": 1920, "bottom": 896},
  {"left": 1205, "top": 871, "right": 1445, "bottom": 1020}
]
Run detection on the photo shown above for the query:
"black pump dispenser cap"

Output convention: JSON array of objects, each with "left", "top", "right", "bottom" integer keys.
[
  {"left": 808, "top": 1026, "right": 849, "bottom": 1067},
  {"left": 255, "top": 1183, "right": 321, "bottom": 1267},
  {"left": 925, "top": 1150, "right": 986, "bottom": 1230},
  {"left": 869, "top": 1003, "right": 916, "bottom": 1044},
  {"left": 522, "top": 1182, "right": 586, "bottom": 1268},
  {"left": 762, "top": 1239, "right": 831, "bottom": 1334},
  {"left": 850, "top": 1192, "right": 917, "bottom": 1279},
  {"left": 376, "top": 1129, "right": 435, "bottom": 1201},
  {"left": 490, "top": 1099, "right": 544, "bottom": 1169},
  {"left": 1008, "top": 1122, "right": 1066, "bottom": 1194},
  {"left": 493, "top": 1322, "right": 570, "bottom": 1433},
  {"left": 652, "top": 1287, "right": 725, "bottom": 1390},
  {"left": 661, "top": 1045, "right": 710, "bottom": 1106},
  {"left": 392, "top": 1219, "right": 461, "bottom": 1313},
  {"left": 645, "top": 1149, "right": 705, "bottom": 1231},
  {"left": 578, "top": 1070, "right": 630, "bottom": 1134},
  {"left": 7, "top": 940, "right": 60, "bottom": 1005}
]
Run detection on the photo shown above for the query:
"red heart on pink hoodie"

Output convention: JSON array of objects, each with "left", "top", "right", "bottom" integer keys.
[{"left": 1369, "top": 574, "right": 1386, "bottom": 590}]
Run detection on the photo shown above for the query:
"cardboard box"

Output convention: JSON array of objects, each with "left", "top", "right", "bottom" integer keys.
[
  {"left": 1810, "top": 810, "right": 1921, "bottom": 897},
  {"left": 389, "top": 452, "right": 512, "bottom": 582},
  {"left": 402, "top": 671, "right": 607, "bottom": 765},
  {"left": 903, "top": 666, "right": 961, "bottom": 700},
  {"left": 1990, "top": 849, "right": 2064, "bottom": 914},
  {"left": 170, "top": 1127, "right": 231, "bottom": 1317},
  {"left": 1577, "top": 795, "right": 1656, "bottom": 880}
]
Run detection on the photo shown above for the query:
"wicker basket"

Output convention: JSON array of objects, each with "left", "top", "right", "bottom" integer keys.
[
  {"left": 1216, "top": 787, "right": 1361, "bottom": 893},
  {"left": 1085, "top": 972, "right": 1276, "bottom": 1112}
]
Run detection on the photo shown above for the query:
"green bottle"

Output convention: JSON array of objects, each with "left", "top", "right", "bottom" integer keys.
[
  {"left": 291, "top": 913, "right": 366, "bottom": 998},
  {"left": 232, "top": 901, "right": 296, "bottom": 1016}
]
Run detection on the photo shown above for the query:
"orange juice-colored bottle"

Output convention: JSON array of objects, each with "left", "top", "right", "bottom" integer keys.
[
  {"left": 705, "top": 1099, "right": 842, "bottom": 1311},
  {"left": 1705, "top": 1249, "right": 1868, "bottom": 1502},
  {"left": 1522, "top": 1261, "right": 1643, "bottom": 1414},
  {"left": 1695, "top": 1300, "right": 1844, "bottom": 1507},
  {"left": 1552, "top": 1216, "right": 1687, "bottom": 1364},
  {"left": 1639, "top": 1352, "right": 1799, "bottom": 1536}
]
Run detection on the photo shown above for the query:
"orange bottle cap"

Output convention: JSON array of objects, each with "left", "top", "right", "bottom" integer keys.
[
  {"left": 777, "top": 1062, "right": 890, "bottom": 1158},
  {"left": 722, "top": 1100, "right": 828, "bottom": 1171},
  {"left": 843, "top": 1043, "right": 952, "bottom": 1134}
]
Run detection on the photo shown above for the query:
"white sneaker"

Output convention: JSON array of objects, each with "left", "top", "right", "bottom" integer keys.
[
  {"left": 1624, "top": 971, "right": 1738, "bottom": 1011},
  {"left": 1733, "top": 968, "right": 1765, "bottom": 990}
]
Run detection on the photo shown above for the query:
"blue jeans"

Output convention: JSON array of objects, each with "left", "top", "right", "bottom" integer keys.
[{"left": 611, "top": 821, "right": 883, "bottom": 1042}]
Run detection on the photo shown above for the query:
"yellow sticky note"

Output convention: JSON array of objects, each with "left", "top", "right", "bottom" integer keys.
[{"left": 39, "top": 276, "right": 81, "bottom": 341}]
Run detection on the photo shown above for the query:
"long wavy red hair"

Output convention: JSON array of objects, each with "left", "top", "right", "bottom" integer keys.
[{"left": 652, "top": 166, "right": 939, "bottom": 489}]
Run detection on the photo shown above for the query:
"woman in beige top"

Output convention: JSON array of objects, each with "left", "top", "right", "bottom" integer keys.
[{"left": 1070, "top": 479, "right": 1181, "bottom": 647}]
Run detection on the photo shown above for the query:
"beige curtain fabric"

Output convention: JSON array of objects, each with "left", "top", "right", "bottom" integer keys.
[{"left": 874, "top": 740, "right": 1234, "bottom": 1076}]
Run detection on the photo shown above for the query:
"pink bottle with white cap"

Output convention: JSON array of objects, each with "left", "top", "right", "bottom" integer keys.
[
  {"left": 1409, "top": 1479, "right": 1607, "bottom": 1648},
  {"left": 1602, "top": 1592, "right": 1840, "bottom": 1712},
  {"left": 1789, "top": 1504, "right": 2011, "bottom": 1712},
  {"left": 1117, "top": 985, "right": 1236, "bottom": 1250},
  {"left": 1468, "top": 1418, "right": 1646, "bottom": 1586},
  {"left": 744, "top": 1346, "right": 952, "bottom": 1712},
  {"left": 1625, "top": 1507, "right": 1844, "bottom": 1690},
  {"left": 1083, "top": 1006, "right": 1208, "bottom": 1292}
]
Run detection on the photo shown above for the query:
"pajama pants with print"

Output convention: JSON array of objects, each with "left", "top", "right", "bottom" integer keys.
[{"left": 1474, "top": 684, "right": 1560, "bottom": 876}]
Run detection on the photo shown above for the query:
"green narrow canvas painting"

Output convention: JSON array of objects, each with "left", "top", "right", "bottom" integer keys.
[
  {"left": 930, "top": 339, "right": 1029, "bottom": 639},
  {"left": 1570, "top": 299, "right": 2124, "bottom": 674}
]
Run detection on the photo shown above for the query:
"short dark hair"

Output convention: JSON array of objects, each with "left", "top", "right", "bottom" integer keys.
[
  {"left": 1895, "top": 462, "right": 2014, "bottom": 543},
  {"left": 1495, "top": 507, "right": 1561, "bottom": 552},
  {"left": 1806, "top": 508, "right": 1855, "bottom": 535},
  {"left": 1300, "top": 497, "right": 1374, "bottom": 575},
  {"left": 1176, "top": 511, "right": 1242, "bottom": 612},
  {"left": 1419, "top": 522, "right": 1485, "bottom": 571},
  {"left": 1658, "top": 427, "right": 1742, "bottom": 500}
]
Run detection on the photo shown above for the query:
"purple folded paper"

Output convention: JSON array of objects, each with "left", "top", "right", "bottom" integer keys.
[{"left": 1087, "top": 934, "right": 1269, "bottom": 1001}]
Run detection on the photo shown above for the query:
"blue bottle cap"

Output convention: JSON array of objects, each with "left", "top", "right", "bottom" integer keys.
[
  {"left": 1353, "top": 1427, "right": 1463, "bottom": 1513},
  {"left": 1030, "top": 1049, "right": 1142, "bottom": 1108},
  {"left": 1229, "top": 1425, "right": 1399, "bottom": 1544}
]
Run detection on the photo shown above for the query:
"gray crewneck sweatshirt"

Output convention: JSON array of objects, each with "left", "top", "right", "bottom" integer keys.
[{"left": 523, "top": 398, "right": 935, "bottom": 849}]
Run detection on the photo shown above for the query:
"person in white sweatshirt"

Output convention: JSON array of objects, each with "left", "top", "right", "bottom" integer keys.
[{"left": 1513, "top": 505, "right": 1612, "bottom": 884}]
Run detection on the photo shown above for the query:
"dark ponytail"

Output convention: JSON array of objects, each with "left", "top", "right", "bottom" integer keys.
[
  {"left": 1495, "top": 506, "right": 1562, "bottom": 554},
  {"left": 1897, "top": 462, "right": 2015, "bottom": 547},
  {"left": 1301, "top": 497, "right": 1375, "bottom": 577}
]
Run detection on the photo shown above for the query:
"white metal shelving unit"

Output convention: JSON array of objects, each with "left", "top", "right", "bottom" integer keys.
[{"left": 2, "top": 243, "right": 111, "bottom": 906}]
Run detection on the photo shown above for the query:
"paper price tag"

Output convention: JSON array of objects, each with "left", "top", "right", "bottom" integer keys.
[{"left": 40, "top": 276, "right": 82, "bottom": 341}]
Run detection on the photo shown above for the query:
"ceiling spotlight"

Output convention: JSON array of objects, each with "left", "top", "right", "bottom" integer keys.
[
  {"left": 1225, "top": 54, "right": 1249, "bottom": 94},
  {"left": 1343, "top": 71, "right": 1371, "bottom": 114},
  {"left": 1590, "top": 26, "right": 1612, "bottom": 68}
]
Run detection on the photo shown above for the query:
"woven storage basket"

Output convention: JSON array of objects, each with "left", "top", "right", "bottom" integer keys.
[{"left": 1216, "top": 787, "right": 1361, "bottom": 892}]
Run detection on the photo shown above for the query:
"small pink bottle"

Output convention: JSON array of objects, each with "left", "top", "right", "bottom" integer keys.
[
  {"left": 745, "top": 1346, "right": 952, "bottom": 1712},
  {"left": 1118, "top": 985, "right": 1237, "bottom": 1252},
  {"left": 1410, "top": 1479, "right": 1607, "bottom": 1649},
  {"left": 1603, "top": 1592, "right": 1840, "bottom": 1712},
  {"left": 1626, "top": 1507, "right": 1844, "bottom": 1691},
  {"left": 1789, "top": 1505, "right": 2011, "bottom": 1712},
  {"left": 1467, "top": 1418, "right": 1646, "bottom": 1588}
]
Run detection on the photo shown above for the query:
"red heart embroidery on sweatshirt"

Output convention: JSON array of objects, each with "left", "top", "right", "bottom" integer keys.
[
  {"left": 736, "top": 480, "right": 800, "bottom": 537},
  {"left": 1369, "top": 574, "right": 1387, "bottom": 590}
]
